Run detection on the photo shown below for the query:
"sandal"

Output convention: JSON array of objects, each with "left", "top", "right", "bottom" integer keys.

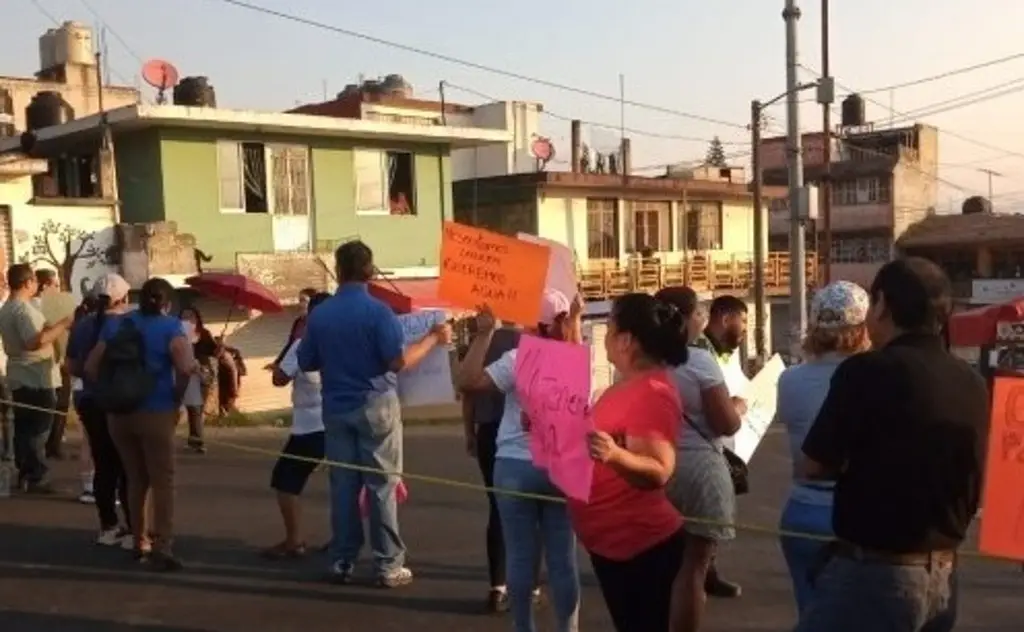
[{"left": 261, "top": 541, "right": 307, "bottom": 560}]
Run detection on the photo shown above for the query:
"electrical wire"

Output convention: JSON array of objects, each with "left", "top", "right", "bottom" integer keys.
[
  {"left": 441, "top": 82, "right": 748, "bottom": 145},
  {"left": 204, "top": 0, "right": 747, "bottom": 130},
  {"left": 889, "top": 79, "right": 1024, "bottom": 124},
  {"left": 858, "top": 51, "right": 1024, "bottom": 95},
  {"left": 78, "top": 0, "right": 145, "bottom": 64}
]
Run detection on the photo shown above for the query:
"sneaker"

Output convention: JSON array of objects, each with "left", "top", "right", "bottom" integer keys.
[
  {"left": 377, "top": 566, "right": 413, "bottom": 588},
  {"left": 328, "top": 560, "right": 356, "bottom": 585},
  {"left": 705, "top": 573, "right": 742, "bottom": 599},
  {"left": 78, "top": 490, "right": 96, "bottom": 504},
  {"left": 96, "top": 527, "right": 128, "bottom": 546},
  {"left": 486, "top": 588, "right": 509, "bottom": 614}
]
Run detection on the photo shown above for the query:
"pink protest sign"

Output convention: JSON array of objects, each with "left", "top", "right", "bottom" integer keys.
[{"left": 514, "top": 334, "right": 594, "bottom": 502}]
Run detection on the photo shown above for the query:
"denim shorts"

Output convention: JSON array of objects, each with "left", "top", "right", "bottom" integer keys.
[{"left": 270, "top": 431, "right": 326, "bottom": 496}]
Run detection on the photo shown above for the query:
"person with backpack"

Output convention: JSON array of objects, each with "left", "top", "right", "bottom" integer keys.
[
  {"left": 66, "top": 274, "right": 133, "bottom": 547},
  {"left": 85, "top": 277, "right": 198, "bottom": 572}
]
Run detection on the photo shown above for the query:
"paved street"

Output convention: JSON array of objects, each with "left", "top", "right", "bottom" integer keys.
[{"left": 0, "top": 425, "right": 1021, "bottom": 631}]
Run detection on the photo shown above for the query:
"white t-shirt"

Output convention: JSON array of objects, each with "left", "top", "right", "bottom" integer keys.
[
  {"left": 485, "top": 349, "right": 531, "bottom": 462},
  {"left": 279, "top": 339, "right": 324, "bottom": 435},
  {"left": 672, "top": 348, "right": 728, "bottom": 451}
]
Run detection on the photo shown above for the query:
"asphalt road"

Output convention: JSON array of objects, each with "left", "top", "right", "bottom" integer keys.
[{"left": 0, "top": 425, "right": 1021, "bottom": 632}]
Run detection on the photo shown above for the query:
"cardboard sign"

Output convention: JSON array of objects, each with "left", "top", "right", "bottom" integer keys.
[
  {"left": 514, "top": 334, "right": 594, "bottom": 502},
  {"left": 396, "top": 309, "right": 456, "bottom": 407},
  {"left": 438, "top": 222, "right": 550, "bottom": 326},
  {"left": 517, "top": 233, "right": 578, "bottom": 306},
  {"left": 731, "top": 354, "right": 785, "bottom": 463},
  {"left": 979, "top": 377, "right": 1024, "bottom": 560}
]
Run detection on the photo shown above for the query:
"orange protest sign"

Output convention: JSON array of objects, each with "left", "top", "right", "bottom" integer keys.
[
  {"left": 979, "top": 376, "right": 1024, "bottom": 561},
  {"left": 438, "top": 221, "right": 550, "bottom": 326}
]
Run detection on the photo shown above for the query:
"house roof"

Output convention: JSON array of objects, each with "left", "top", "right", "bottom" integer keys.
[
  {"left": 897, "top": 212, "right": 1024, "bottom": 249},
  {"left": 455, "top": 171, "right": 787, "bottom": 201},
  {"left": 0, "top": 104, "right": 512, "bottom": 154}
]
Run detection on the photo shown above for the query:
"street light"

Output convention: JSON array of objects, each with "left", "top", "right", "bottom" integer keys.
[{"left": 750, "top": 80, "right": 823, "bottom": 361}]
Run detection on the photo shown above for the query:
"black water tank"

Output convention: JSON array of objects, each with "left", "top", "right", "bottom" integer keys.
[
  {"left": 173, "top": 76, "right": 217, "bottom": 107},
  {"left": 841, "top": 93, "right": 866, "bottom": 127},
  {"left": 25, "top": 91, "right": 75, "bottom": 131},
  {"left": 962, "top": 196, "right": 992, "bottom": 215},
  {"left": 0, "top": 87, "right": 14, "bottom": 137}
]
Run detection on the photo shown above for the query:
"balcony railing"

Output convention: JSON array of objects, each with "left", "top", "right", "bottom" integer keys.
[{"left": 578, "top": 251, "right": 818, "bottom": 300}]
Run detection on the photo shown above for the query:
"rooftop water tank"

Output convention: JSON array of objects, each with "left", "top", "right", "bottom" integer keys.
[
  {"left": 53, "top": 21, "right": 95, "bottom": 66},
  {"left": 962, "top": 196, "right": 992, "bottom": 215},
  {"left": 381, "top": 74, "right": 412, "bottom": 98},
  {"left": 25, "top": 91, "right": 75, "bottom": 131},
  {"left": 173, "top": 76, "right": 217, "bottom": 107},
  {"left": 841, "top": 93, "right": 866, "bottom": 127},
  {"left": 38, "top": 28, "right": 57, "bottom": 70}
]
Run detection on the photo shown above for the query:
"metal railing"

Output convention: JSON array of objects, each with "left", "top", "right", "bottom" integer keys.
[{"left": 578, "top": 251, "right": 819, "bottom": 300}]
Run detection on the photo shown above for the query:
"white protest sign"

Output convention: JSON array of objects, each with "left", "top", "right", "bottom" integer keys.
[
  {"left": 396, "top": 309, "right": 456, "bottom": 407},
  {"left": 730, "top": 354, "right": 785, "bottom": 463},
  {"left": 517, "top": 233, "right": 578, "bottom": 301}
]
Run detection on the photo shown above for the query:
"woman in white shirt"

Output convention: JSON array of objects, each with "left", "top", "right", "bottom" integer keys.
[{"left": 262, "top": 292, "right": 330, "bottom": 559}]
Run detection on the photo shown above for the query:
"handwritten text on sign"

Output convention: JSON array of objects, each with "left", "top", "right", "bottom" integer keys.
[
  {"left": 731, "top": 354, "right": 785, "bottom": 463},
  {"left": 396, "top": 309, "right": 456, "bottom": 407},
  {"left": 438, "top": 222, "right": 550, "bottom": 326},
  {"left": 514, "top": 334, "right": 593, "bottom": 502},
  {"left": 980, "top": 377, "right": 1024, "bottom": 561}
]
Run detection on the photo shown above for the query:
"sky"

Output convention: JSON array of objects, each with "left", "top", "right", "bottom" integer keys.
[{"left": 4, "top": 0, "right": 1024, "bottom": 212}]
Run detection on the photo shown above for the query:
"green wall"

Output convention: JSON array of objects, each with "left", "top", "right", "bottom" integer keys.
[{"left": 124, "top": 127, "right": 452, "bottom": 270}]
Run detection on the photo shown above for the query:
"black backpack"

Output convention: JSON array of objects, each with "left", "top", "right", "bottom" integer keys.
[{"left": 94, "top": 317, "right": 156, "bottom": 414}]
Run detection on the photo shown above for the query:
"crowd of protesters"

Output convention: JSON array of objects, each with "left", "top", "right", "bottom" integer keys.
[{"left": 0, "top": 244, "right": 990, "bottom": 632}]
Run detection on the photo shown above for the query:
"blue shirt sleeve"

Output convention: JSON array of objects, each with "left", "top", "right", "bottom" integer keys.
[
  {"left": 296, "top": 313, "right": 321, "bottom": 372},
  {"left": 375, "top": 307, "right": 405, "bottom": 369},
  {"left": 65, "top": 316, "right": 93, "bottom": 373}
]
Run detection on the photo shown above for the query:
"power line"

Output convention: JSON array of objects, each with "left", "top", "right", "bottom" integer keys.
[
  {"left": 441, "top": 82, "right": 748, "bottom": 145},
  {"left": 78, "top": 0, "right": 145, "bottom": 64},
  {"left": 27, "top": 0, "right": 59, "bottom": 25},
  {"left": 799, "top": 64, "right": 1024, "bottom": 168},
  {"left": 889, "top": 79, "right": 1024, "bottom": 124},
  {"left": 858, "top": 51, "right": 1024, "bottom": 95},
  {"left": 206, "top": 0, "right": 747, "bottom": 130}
]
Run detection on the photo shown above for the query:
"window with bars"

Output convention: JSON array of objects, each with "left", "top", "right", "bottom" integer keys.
[
  {"left": 628, "top": 201, "right": 670, "bottom": 253},
  {"left": 217, "top": 142, "right": 310, "bottom": 215},
  {"left": 831, "top": 177, "right": 892, "bottom": 206},
  {"left": 684, "top": 201, "right": 723, "bottom": 250},
  {"left": 586, "top": 199, "right": 619, "bottom": 260}
]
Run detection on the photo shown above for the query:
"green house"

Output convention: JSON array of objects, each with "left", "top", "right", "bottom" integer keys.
[{"left": 8, "top": 103, "right": 509, "bottom": 273}]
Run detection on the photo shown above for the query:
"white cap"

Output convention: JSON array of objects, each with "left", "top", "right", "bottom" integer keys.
[
  {"left": 539, "top": 288, "right": 571, "bottom": 326},
  {"left": 92, "top": 273, "right": 131, "bottom": 302}
]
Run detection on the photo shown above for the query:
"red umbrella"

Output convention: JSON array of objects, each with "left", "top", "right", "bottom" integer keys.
[
  {"left": 948, "top": 298, "right": 1024, "bottom": 347},
  {"left": 185, "top": 273, "right": 284, "bottom": 314}
]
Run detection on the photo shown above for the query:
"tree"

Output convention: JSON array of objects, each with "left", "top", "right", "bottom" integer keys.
[
  {"left": 705, "top": 136, "right": 728, "bottom": 167},
  {"left": 20, "top": 220, "right": 116, "bottom": 290}
]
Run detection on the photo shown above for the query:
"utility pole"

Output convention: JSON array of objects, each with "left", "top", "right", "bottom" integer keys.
[
  {"left": 784, "top": 0, "right": 808, "bottom": 352},
  {"left": 820, "top": 0, "right": 833, "bottom": 284},
  {"left": 438, "top": 81, "right": 447, "bottom": 126},
  {"left": 978, "top": 167, "right": 1002, "bottom": 202},
  {"left": 751, "top": 100, "right": 767, "bottom": 360}
]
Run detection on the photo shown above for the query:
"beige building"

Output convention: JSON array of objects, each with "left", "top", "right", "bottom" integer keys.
[
  {"left": 0, "top": 21, "right": 139, "bottom": 292},
  {"left": 761, "top": 123, "right": 939, "bottom": 288}
]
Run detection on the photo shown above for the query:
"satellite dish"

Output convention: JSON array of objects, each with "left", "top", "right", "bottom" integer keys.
[
  {"left": 141, "top": 59, "right": 180, "bottom": 105},
  {"left": 530, "top": 136, "right": 555, "bottom": 171}
]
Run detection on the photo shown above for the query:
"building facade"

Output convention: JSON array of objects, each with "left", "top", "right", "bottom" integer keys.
[
  {"left": 289, "top": 77, "right": 543, "bottom": 182},
  {"left": 761, "top": 123, "right": 938, "bottom": 288}
]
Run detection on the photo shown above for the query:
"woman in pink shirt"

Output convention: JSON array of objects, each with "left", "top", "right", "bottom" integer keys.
[{"left": 569, "top": 292, "right": 689, "bottom": 631}]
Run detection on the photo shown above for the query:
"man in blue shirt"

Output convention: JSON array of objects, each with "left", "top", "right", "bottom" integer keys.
[{"left": 298, "top": 240, "right": 451, "bottom": 588}]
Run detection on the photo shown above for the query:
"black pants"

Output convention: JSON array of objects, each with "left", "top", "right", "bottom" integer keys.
[
  {"left": 475, "top": 422, "right": 505, "bottom": 587},
  {"left": 46, "top": 382, "right": 70, "bottom": 457},
  {"left": 590, "top": 529, "right": 686, "bottom": 632},
  {"left": 78, "top": 397, "right": 130, "bottom": 530},
  {"left": 12, "top": 387, "right": 55, "bottom": 485}
]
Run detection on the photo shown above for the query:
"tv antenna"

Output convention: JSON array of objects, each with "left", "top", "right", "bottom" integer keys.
[{"left": 141, "top": 59, "right": 180, "bottom": 105}]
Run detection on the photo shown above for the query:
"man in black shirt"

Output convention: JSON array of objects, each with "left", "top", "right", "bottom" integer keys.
[{"left": 797, "top": 257, "right": 989, "bottom": 632}]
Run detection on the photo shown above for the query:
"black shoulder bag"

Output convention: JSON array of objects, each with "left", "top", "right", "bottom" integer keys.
[{"left": 683, "top": 414, "right": 750, "bottom": 496}]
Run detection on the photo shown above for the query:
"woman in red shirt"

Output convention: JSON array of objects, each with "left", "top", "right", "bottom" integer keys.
[{"left": 569, "top": 292, "right": 689, "bottom": 631}]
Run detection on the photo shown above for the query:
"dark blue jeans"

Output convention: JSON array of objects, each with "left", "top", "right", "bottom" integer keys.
[
  {"left": 0, "top": 384, "right": 12, "bottom": 462},
  {"left": 12, "top": 387, "right": 56, "bottom": 485},
  {"left": 795, "top": 554, "right": 958, "bottom": 632}
]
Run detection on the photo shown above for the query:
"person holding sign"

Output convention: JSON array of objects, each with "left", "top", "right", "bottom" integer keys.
[
  {"left": 458, "top": 289, "right": 582, "bottom": 632},
  {"left": 297, "top": 240, "right": 453, "bottom": 589},
  {"left": 568, "top": 293, "right": 688, "bottom": 632},
  {"left": 796, "top": 258, "right": 988, "bottom": 632},
  {"left": 775, "top": 281, "right": 871, "bottom": 619}
]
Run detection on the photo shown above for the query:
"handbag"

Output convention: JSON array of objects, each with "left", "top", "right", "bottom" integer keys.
[{"left": 683, "top": 414, "right": 750, "bottom": 496}]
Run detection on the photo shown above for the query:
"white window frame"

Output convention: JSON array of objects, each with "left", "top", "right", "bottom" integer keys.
[
  {"left": 354, "top": 148, "right": 417, "bottom": 216},
  {"left": 216, "top": 141, "right": 311, "bottom": 216}
]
